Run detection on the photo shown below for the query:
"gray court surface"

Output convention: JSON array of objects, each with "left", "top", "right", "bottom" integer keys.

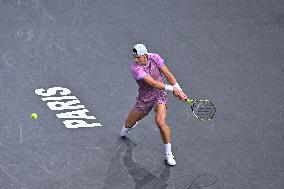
[{"left": 0, "top": 0, "right": 283, "bottom": 188}]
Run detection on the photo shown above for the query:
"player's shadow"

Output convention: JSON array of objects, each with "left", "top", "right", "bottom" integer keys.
[
  {"left": 102, "top": 137, "right": 171, "bottom": 189},
  {"left": 122, "top": 137, "right": 171, "bottom": 189},
  {"left": 168, "top": 173, "right": 218, "bottom": 189}
]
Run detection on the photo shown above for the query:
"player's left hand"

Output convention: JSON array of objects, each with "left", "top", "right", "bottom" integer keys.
[
  {"left": 180, "top": 92, "right": 188, "bottom": 101},
  {"left": 173, "top": 88, "right": 187, "bottom": 101}
]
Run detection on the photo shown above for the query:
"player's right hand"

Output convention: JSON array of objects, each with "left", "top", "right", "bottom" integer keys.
[
  {"left": 180, "top": 92, "right": 188, "bottom": 101},
  {"left": 173, "top": 87, "right": 187, "bottom": 101}
]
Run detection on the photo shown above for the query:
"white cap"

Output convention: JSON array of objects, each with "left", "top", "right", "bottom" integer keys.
[{"left": 132, "top": 44, "right": 148, "bottom": 55}]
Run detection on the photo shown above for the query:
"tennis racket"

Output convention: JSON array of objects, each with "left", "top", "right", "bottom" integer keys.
[{"left": 186, "top": 99, "right": 216, "bottom": 121}]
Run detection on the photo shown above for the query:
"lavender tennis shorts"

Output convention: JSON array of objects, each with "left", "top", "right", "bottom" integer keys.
[{"left": 132, "top": 90, "right": 168, "bottom": 115}]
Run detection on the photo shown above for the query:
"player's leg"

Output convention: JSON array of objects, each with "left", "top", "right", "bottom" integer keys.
[
  {"left": 121, "top": 98, "right": 153, "bottom": 137},
  {"left": 125, "top": 109, "right": 146, "bottom": 128},
  {"left": 121, "top": 109, "right": 147, "bottom": 137},
  {"left": 154, "top": 103, "right": 176, "bottom": 166},
  {"left": 154, "top": 104, "right": 170, "bottom": 144}
]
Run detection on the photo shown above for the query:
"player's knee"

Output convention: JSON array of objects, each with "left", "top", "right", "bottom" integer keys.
[
  {"left": 155, "top": 118, "right": 166, "bottom": 129},
  {"left": 157, "top": 124, "right": 168, "bottom": 131}
]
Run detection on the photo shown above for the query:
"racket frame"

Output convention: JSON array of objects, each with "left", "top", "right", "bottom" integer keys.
[{"left": 185, "top": 99, "right": 216, "bottom": 121}]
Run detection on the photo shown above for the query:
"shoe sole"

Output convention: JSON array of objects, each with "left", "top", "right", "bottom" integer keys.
[{"left": 165, "top": 159, "right": 176, "bottom": 166}]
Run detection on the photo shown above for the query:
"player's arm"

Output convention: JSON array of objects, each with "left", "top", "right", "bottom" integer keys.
[
  {"left": 160, "top": 65, "right": 178, "bottom": 86},
  {"left": 160, "top": 65, "right": 188, "bottom": 100},
  {"left": 142, "top": 75, "right": 168, "bottom": 90},
  {"left": 142, "top": 75, "right": 187, "bottom": 101}
]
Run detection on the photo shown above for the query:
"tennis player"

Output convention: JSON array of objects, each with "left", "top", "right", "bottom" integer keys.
[{"left": 121, "top": 44, "right": 187, "bottom": 166}]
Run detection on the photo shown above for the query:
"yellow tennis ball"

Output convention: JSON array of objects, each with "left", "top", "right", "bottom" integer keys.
[{"left": 31, "top": 113, "right": 38, "bottom": 120}]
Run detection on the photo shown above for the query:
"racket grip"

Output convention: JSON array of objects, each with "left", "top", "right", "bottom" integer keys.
[{"left": 186, "top": 99, "right": 194, "bottom": 105}]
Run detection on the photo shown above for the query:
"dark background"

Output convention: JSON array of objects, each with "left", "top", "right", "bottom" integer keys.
[{"left": 0, "top": 0, "right": 283, "bottom": 188}]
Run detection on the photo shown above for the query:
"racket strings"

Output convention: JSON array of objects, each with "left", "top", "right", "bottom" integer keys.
[{"left": 192, "top": 101, "right": 216, "bottom": 121}]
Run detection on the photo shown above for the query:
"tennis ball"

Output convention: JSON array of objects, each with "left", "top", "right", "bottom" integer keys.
[{"left": 31, "top": 113, "right": 38, "bottom": 120}]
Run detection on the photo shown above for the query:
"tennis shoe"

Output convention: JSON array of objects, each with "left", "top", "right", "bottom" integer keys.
[
  {"left": 120, "top": 122, "right": 138, "bottom": 137},
  {"left": 120, "top": 127, "right": 131, "bottom": 137},
  {"left": 165, "top": 152, "right": 176, "bottom": 166}
]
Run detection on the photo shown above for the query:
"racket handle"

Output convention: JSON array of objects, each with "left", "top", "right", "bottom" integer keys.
[{"left": 186, "top": 99, "right": 194, "bottom": 105}]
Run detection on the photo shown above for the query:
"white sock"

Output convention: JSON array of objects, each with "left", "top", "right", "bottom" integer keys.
[
  {"left": 122, "top": 126, "right": 130, "bottom": 132},
  {"left": 123, "top": 123, "right": 138, "bottom": 130},
  {"left": 165, "top": 143, "right": 172, "bottom": 154}
]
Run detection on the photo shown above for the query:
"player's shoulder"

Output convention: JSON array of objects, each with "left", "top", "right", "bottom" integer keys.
[
  {"left": 130, "top": 62, "right": 139, "bottom": 68},
  {"left": 148, "top": 53, "right": 164, "bottom": 67},
  {"left": 130, "top": 62, "right": 143, "bottom": 72},
  {"left": 148, "top": 53, "right": 162, "bottom": 61}
]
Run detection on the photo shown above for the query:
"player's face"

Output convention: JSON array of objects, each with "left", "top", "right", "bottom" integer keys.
[{"left": 133, "top": 54, "right": 147, "bottom": 65}]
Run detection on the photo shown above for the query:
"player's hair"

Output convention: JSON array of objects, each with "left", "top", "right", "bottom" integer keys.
[{"left": 132, "top": 48, "right": 138, "bottom": 55}]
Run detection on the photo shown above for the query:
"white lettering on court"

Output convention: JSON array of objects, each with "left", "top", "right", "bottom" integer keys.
[{"left": 35, "top": 87, "right": 102, "bottom": 128}]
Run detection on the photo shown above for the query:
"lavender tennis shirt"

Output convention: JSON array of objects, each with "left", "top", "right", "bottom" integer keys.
[{"left": 130, "top": 53, "right": 167, "bottom": 103}]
